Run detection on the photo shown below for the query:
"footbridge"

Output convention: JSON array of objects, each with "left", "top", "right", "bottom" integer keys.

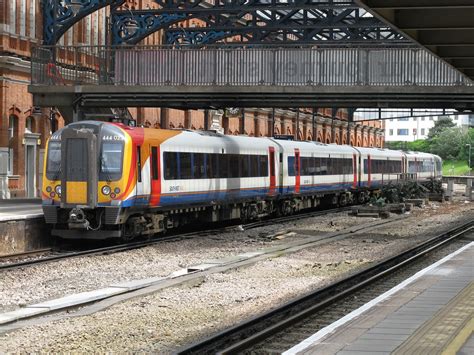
[{"left": 30, "top": 45, "right": 474, "bottom": 119}]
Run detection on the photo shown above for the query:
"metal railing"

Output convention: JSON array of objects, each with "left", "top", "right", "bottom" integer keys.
[{"left": 31, "top": 45, "right": 473, "bottom": 87}]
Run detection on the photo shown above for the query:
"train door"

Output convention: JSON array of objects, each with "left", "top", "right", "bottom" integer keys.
[
  {"left": 353, "top": 153, "right": 358, "bottom": 188},
  {"left": 269, "top": 147, "right": 276, "bottom": 195},
  {"left": 134, "top": 145, "right": 148, "bottom": 205},
  {"left": 367, "top": 154, "right": 371, "bottom": 188},
  {"left": 150, "top": 146, "right": 161, "bottom": 206},
  {"left": 294, "top": 148, "right": 300, "bottom": 193}
]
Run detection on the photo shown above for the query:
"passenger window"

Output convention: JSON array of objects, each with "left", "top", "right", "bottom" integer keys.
[
  {"left": 288, "top": 156, "right": 295, "bottom": 176},
  {"left": 229, "top": 155, "right": 240, "bottom": 178},
  {"left": 179, "top": 153, "right": 192, "bottom": 179}
]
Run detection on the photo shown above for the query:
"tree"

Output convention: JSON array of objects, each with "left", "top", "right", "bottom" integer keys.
[
  {"left": 429, "top": 127, "right": 467, "bottom": 160},
  {"left": 427, "top": 117, "right": 456, "bottom": 140}
]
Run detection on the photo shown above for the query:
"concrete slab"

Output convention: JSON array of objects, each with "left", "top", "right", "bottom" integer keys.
[
  {"left": 29, "top": 287, "right": 128, "bottom": 310},
  {"left": 237, "top": 251, "right": 266, "bottom": 258},
  {"left": 0, "top": 307, "right": 50, "bottom": 325},
  {"left": 110, "top": 277, "right": 165, "bottom": 291}
]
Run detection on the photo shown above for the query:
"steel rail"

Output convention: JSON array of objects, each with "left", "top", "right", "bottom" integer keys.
[
  {"left": 178, "top": 220, "right": 473, "bottom": 354},
  {"left": 0, "top": 206, "right": 352, "bottom": 271}
]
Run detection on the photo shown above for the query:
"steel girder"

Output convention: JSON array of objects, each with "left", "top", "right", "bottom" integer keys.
[
  {"left": 110, "top": 0, "right": 407, "bottom": 45},
  {"left": 42, "top": 0, "right": 125, "bottom": 45}
]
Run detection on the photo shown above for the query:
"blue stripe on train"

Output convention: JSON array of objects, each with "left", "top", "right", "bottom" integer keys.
[{"left": 121, "top": 182, "right": 358, "bottom": 207}]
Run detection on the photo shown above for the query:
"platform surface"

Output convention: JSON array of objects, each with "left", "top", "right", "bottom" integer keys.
[
  {"left": 0, "top": 199, "right": 42, "bottom": 221},
  {"left": 285, "top": 241, "right": 474, "bottom": 355}
]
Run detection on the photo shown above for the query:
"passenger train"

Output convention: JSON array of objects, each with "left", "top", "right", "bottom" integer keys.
[{"left": 42, "top": 121, "right": 442, "bottom": 240}]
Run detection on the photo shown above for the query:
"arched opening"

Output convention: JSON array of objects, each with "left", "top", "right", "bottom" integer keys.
[{"left": 25, "top": 116, "right": 36, "bottom": 133}]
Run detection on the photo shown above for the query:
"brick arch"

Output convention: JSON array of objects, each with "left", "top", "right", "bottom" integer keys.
[
  {"left": 317, "top": 132, "right": 324, "bottom": 142},
  {"left": 274, "top": 126, "right": 280, "bottom": 135},
  {"left": 334, "top": 133, "right": 340, "bottom": 144},
  {"left": 297, "top": 129, "right": 303, "bottom": 141}
]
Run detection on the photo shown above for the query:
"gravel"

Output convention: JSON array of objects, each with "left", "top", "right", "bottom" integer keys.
[
  {"left": 0, "top": 199, "right": 472, "bottom": 353},
  {"left": 0, "top": 211, "right": 374, "bottom": 313}
]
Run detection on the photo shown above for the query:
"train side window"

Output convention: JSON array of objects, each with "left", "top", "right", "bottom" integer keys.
[
  {"left": 164, "top": 152, "right": 178, "bottom": 180},
  {"left": 240, "top": 155, "right": 250, "bottom": 177},
  {"left": 229, "top": 155, "right": 240, "bottom": 178},
  {"left": 137, "top": 146, "right": 142, "bottom": 182},
  {"left": 206, "top": 153, "right": 213, "bottom": 178},
  {"left": 319, "top": 157, "right": 327, "bottom": 175},
  {"left": 259, "top": 155, "right": 268, "bottom": 177},
  {"left": 250, "top": 155, "right": 259, "bottom": 177},
  {"left": 151, "top": 147, "right": 159, "bottom": 180},
  {"left": 288, "top": 156, "right": 295, "bottom": 176},
  {"left": 219, "top": 154, "right": 229, "bottom": 178},
  {"left": 193, "top": 153, "right": 204, "bottom": 179},
  {"left": 179, "top": 153, "right": 192, "bottom": 179}
]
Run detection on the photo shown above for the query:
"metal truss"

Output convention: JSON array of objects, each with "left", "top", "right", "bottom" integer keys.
[
  {"left": 42, "top": 0, "right": 125, "bottom": 45},
  {"left": 110, "top": 0, "right": 407, "bottom": 45}
]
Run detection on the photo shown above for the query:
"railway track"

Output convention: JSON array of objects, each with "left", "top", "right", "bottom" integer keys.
[
  {"left": 178, "top": 220, "right": 474, "bottom": 355},
  {"left": 0, "top": 206, "right": 352, "bottom": 271}
]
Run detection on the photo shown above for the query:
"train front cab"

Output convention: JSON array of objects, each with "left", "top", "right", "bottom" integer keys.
[{"left": 42, "top": 122, "right": 130, "bottom": 239}]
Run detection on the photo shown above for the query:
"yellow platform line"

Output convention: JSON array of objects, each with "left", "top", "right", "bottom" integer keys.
[
  {"left": 442, "top": 317, "right": 474, "bottom": 355},
  {"left": 393, "top": 282, "right": 474, "bottom": 355}
]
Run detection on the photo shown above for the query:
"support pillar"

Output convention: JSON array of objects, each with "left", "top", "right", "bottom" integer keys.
[
  {"left": 466, "top": 179, "right": 473, "bottom": 201},
  {"left": 331, "top": 119, "right": 337, "bottom": 144},
  {"left": 296, "top": 110, "right": 300, "bottom": 140},
  {"left": 254, "top": 112, "right": 260, "bottom": 137},
  {"left": 270, "top": 108, "right": 275, "bottom": 137},
  {"left": 160, "top": 108, "right": 169, "bottom": 129},
  {"left": 239, "top": 109, "right": 245, "bottom": 134},
  {"left": 204, "top": 109, "right": 210, "bottom": 130},
  {"left": 312, "top": 108, "right": 317, "bottom": 142},
  {"left": 184, "top": 110, "right": 191, "bottom": 129},
  {"left": 222, "top": 114, "right": 229, "bottom": 135}
]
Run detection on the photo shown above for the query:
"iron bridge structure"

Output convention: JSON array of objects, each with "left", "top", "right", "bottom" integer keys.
[{"left": 35, "top": 0, "right": 474, "bottom": 122}]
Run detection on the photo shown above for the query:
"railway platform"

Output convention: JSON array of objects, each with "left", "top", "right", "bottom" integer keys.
[
  {"left": 285, "top": 241, "right": 474, "bottom": 355},
  {"left": 0, "top": 199, "right": 49, "bottom": 255}
]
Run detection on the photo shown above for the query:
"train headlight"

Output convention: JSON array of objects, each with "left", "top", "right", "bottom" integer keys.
[
  {"left": 102, "top": 185, "right": 111, "bottom": 195},
  {"left": 114, "top": 187, "right": 120, "bottom": 194},
  {"left": 55, "top": 185, "right": 61, "bottom": 195},
  {"left": 46, "top": 186, "right": 52, "bottom": 193}
]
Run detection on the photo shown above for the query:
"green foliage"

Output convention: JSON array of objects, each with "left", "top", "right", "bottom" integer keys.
[
  {"left": 443, "top": 160, "right": 471, "bottom": 176},
  {"left": 427, "top": 117, "right": 456, "bottom": 139},
  {"left": 429, "top": 127, "right": 465, "bottom": 160}
]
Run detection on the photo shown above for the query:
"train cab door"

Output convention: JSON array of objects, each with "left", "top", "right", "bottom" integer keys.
[
  {"left": 269, "top": 147, "right": 276, "bottom": 195},
  {"left": 294, "top": 148, "right": 301, "bottom": 194},
  {"left": 60, "top": 127, "right": 97, "bottom": 208},
  {"left": 150, "top": 146, "right": 161, "bottom": 206}
]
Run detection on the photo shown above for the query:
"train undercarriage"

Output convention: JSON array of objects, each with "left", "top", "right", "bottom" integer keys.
[{"left": 44, "top": 188, "right": 376, "bottom": 241}]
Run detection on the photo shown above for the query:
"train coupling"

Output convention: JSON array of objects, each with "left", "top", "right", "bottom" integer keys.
[{"left": 68, "top": 208, "right": 90, "bottom": 230}]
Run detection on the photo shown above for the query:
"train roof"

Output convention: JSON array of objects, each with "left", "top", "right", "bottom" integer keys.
[{"left": 271, "top": 140, "right": 357, "bottom": 154}]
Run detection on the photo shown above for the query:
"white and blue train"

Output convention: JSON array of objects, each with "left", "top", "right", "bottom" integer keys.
[{"left": 43, "top": 122, "right": 442, "bottom": 239}]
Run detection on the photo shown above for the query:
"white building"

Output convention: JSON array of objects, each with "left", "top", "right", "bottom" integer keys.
[{"left": 384, "top": 114, "right": 473, "bottom": 142}]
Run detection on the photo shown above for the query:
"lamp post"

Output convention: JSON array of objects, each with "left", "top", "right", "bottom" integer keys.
[{"left": 466, "top": 143, "right": 472, "bottom": 174}]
